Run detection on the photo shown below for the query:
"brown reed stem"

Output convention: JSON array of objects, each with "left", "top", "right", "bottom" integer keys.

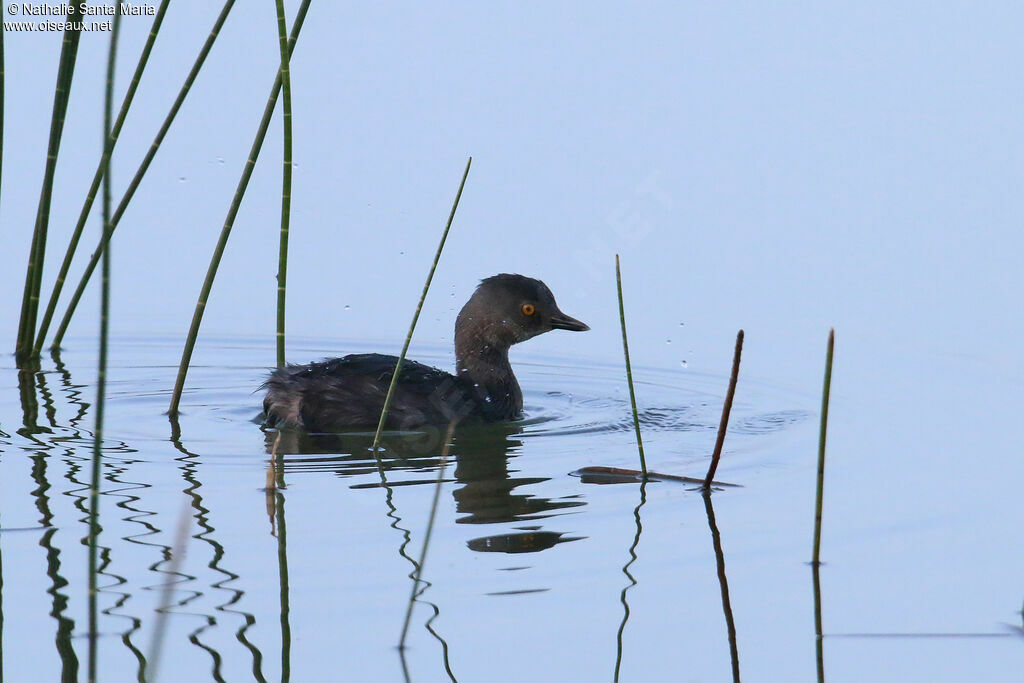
[
  {"left": 812, "top": 328, "right": 834, "bottom": 566},
  {"left": 703, "top": 329, "right": 744, "bottom": 490}
]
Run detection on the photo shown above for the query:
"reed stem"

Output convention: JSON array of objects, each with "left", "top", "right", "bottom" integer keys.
[
  {"left": 168, "top": 0, "right": 312, "bottom": 417},
  {"left": 370, "top": 157, "right": 472, "bottom": 452},
  {"left": 89, "top": 11, "right": 120, "bottom": 682},
  {"left": 33, "top": 0, "right": 171, "bottom": 356},
  {"left": 615, "top": 254, "right": 646, "bottom": 475},
  {"left": 812, "top": 328, "right": 834, "bottom": 566},
  {"left": 274, "top": 0, "right": 293, "bottom": 368},
  {"left": 51, "top": 0, "right": 239, "bottom": 351},
  {"left": 15, "top": 9, "right": 82, "bottom": 365},
  {"left": 398, "top": 422, "right": 457, "bottom": 649},
  {"left": 703, "top": 329, "right": 743, "bottom": 490}
]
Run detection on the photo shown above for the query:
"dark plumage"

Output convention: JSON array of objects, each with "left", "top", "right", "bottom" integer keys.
[{"left": 262, "top": 274, "right": 589, "bottom": 432}]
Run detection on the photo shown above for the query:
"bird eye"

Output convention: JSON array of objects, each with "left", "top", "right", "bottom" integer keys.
[{"left": 521, "top": 303, "right": 535, "bottom": 316}]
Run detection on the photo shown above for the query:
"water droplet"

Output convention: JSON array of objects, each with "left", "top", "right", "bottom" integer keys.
[
  {"left": 216, "top": 156, "right": 224, "bottom": 164},
  {"left": 178, "top": 176, "right": 187, "bottom": 183},
  {"left": 665, "top": 339, "right": 672, "bottom": 344},
  {"left": 343, "top": 305, "right": 351, "bottom": 311},
  {"left": 680, "top": 360, "right": 688, "bottom": 368},
  {"left": 399, "top": 251, "right": 405, "bottom": 256},
  {"left": 679, "top": 322, "right": 685, "bottom": 326}
]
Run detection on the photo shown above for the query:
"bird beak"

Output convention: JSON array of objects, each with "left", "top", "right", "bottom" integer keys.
[{"left": 550, "top": 311, "right": 590, "bottom": 332}]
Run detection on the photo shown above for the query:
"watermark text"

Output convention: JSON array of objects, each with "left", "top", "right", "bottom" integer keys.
[{"left": 5, "top": 2, "right": 155, "bottom": 31}]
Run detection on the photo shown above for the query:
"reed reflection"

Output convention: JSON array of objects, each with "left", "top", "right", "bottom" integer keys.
[
  {"left": 812, "top": 562, "right": 825, "bottom": 683},
  {"left": 26, "top": 364, "right": 72, "bottom": 683},
  {"left": 613, "top": 480, "right": 646, "bottom": 683},
  {"left": 703, "top": 492, "right": 740, "bottom": 683},
  {"left": 265, "top": 449, "right": 291, "bottom": 683},
  {"left": 53, "top": 351, "right": 148, "bottom": 678},
  {"left": 19, "top": 368, "right": 79, "bottom": 682},
  {"left": 171, "top": 420, "right": 267, "bottom": 683}
]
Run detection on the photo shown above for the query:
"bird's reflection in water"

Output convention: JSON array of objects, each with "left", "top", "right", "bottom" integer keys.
[{"left": 265, "top": 422, "right": 585, "bottom": 554}]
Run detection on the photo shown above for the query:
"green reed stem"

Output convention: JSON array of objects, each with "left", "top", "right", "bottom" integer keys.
[
  {"left": 15, "top": 9, "right": 82, "bottom": 366},
  {"left": 274, "top": 0, "right": 293, "bottom": 368},
  {"left": 168, "top": 0, "right": 312, "bottom": 417},
  {"left": 51, "top": 0, "right": 239, "bottom": 351},
  {"left": 33, "top": 0, "right": 171, "bottom": 357},
  {"left": 615, "top": 254, "right": 646, "bottom": 475},
  {"left": 89, "top": 12, "right": 120, "bottom": 682},
  {"left": 812, "top": 328, "right": 834, "bottom": 566},
  {"left": 370, "top": 158, "right": 472, "bottom": 452},
  {"left": 703, "top": 329, "right": 743, "bottom": 490},
  {"left": 399, "top": 421, "right": 457, "bottom": 649}
]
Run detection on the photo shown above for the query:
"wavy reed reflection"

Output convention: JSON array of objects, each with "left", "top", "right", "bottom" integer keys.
[
  {"left": 6, "top": 354, "right": 279, "bottom": 682},
  {"left": 612, "top": 480, "right": 645, "bottom": 683},
  {"left": 171, "top": 424, "right": 267, "bottom": 683},
  {"left": 21, "top": 367, "right": 78, "bottom": 682}
]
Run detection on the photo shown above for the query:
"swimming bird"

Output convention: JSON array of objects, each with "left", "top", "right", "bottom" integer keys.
[{"left": 262, "top": 274, "right": 589, "bottom": 431}]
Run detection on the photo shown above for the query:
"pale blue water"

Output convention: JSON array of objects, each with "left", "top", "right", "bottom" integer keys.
[{"left": 2, "top": 334, "right": 1022, "bottom": 681}]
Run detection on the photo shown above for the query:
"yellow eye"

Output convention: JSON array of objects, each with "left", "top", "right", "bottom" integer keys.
[{"left": 521, "top": 303, "right": 535, "bottom": 316}]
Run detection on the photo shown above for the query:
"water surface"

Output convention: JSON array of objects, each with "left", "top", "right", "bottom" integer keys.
[{"left": 2, "top": 335, "right": 1020, "bottom": 681}]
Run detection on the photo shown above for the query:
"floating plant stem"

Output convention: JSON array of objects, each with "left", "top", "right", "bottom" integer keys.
[
  {"left": 89, "top": 11, "right": 120, "bottom": 681},
  {"left": 812, "top": 328, "right": 834, "bottom": 566},
  {"left": 168, "top": 0, "right": 312, "bottom": 418},
  {"left": 33, "top": 0, "right": 171, "bottom": 356},
  {"left": 703, "top": 329, "right": 744, "bottom": 490},
  {"left": 15, "top": 9, "right": 82, "bottom": 366},
  {"left": 399, "top": 422, "right": 457, "bottom": 649},
  {"left": 370, "top": 157, "right": 472, "bottom": 453},
  {"left": 274, "top": 0, "right": 293, "bottom": 368},
  {"left": 50, "top": 0, "right": 240, "bottom": 351},
  {"left": 615, "top": 254, "right": 647, "bottom": 475},
  {"left": 574, "top": 465, "right": 740, "bottom": 488}
]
